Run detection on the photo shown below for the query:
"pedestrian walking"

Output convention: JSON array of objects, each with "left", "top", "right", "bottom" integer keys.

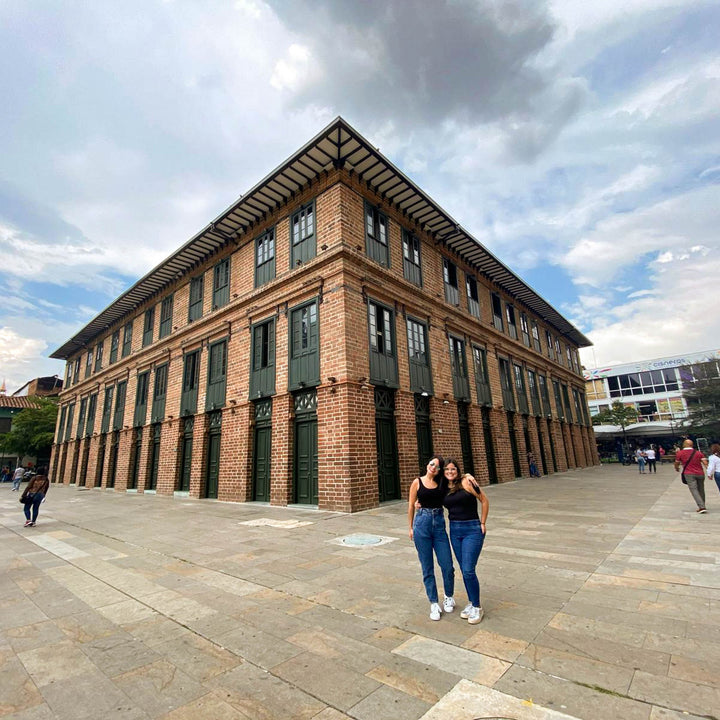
[
  {"left": 645, "top": 446, "right": 657, "bottom": 473},
  {"left": 674, "top": 439, "right": 708, "bottom": 513},
  {"left": 20, "top": 467, "right": 50, "bottom": 527},
  {"left": 706, "top": 444, "right": 720, "bottom": 496},
  {"left": 12, "top": 464, "right": 24, "bottom": 491},
  {"left": 442, "top": 459, "right": 489, "bottom": 625},
  {"left": 0, "top": 465, "right": 9, "bottom": 483},
  {"left": 635, "top": 449, "right": 646, "bottom": 474},
  {"left": 527, "top": 451, "right": 541, "bottom": 477},
  {"left": 408, "top": 456, "right": 455, "bottom": 621}
]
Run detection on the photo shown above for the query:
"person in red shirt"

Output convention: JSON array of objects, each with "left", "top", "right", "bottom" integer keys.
[{"left": 674, "top": 439, "right": 709, "bottom": 513}]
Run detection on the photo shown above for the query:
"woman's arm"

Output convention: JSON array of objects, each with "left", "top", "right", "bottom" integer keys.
[
  {"left": 408, "top": 479, "right": 419, "bottom": 539},
  {"left": 478, "top": 490, "right": 489, "bottom": 528}
]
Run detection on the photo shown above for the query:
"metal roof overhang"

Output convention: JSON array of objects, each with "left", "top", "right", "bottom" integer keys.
[{"left": 51, "top": 116, "right": 590, "bottom": 359}]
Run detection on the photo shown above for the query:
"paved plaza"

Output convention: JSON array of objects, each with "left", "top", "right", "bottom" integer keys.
[{"left": 1, "top": 463, "right": 719, "bottom": 720}]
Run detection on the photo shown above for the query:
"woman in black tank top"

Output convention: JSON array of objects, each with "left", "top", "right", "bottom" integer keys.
[
  {"left": 442, "top": 458, "right": 489, "bottom": 625},
  {"left": 408, "top": 455, "right": 456, "bottom": 621}
]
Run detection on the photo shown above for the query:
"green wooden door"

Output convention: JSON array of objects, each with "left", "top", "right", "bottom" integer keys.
[
  {"left": 79, "top": 441, "right": 90, "bottom": 487},
  {"left": 95, "top": 434, "right": 106, "bottom": 487},
  {"left": 481, "top": 408, "right": 498, "bottom": 485},
  {"left": 458, "top": 403, "right": 475, "bottom": 476},
  {"left": 294, "top": 419, "right": 317, "bottom": 504},
  {"left": 508, "top": 411, "right": 521, "bottom": 477},
  {"left": 253, "top": 425, "right": 272, "bottom": 502},
  {"left": 179, "top": 418, "right": 194, "bottom": 492},
  {"left": 376, "top": 388, "right": 400, "bottom": 502},
  {"left": 147, "top": 425, "right": 161, "bottom": 490},
  {"left": 205, "top": 432, "right": 221, "bottom": 499},
  {"left": 415, "top": 394, "right": 433, "bottom": 474}
]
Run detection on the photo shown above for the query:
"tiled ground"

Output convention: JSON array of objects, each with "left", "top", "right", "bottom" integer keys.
[{"left": 1, "top": 463, "right": 718, "bottom": 719}]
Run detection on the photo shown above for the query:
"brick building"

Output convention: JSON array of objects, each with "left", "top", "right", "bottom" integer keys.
[{"left": 50, "top": 118, "right": 598, "bottom": 512}]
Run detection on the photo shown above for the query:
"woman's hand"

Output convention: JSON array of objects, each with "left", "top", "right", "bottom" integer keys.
[
  {"left": 408, "top": 528, "right": 414, "bottom": 540},
  {"left": 414, "top": 500, "right": 422, "bottom": 510}
]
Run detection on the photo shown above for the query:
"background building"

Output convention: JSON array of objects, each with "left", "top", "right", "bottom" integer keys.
[
  {"left": 50, "top": 118, "right": 597, "bottom": 512},
  {"left": 584, "top": 349, "right": 720, "bottom": 451}
]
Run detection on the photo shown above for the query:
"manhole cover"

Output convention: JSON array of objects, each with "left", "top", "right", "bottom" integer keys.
[{"left": 341, "top": 534, "right": 384, "bottom": 546}]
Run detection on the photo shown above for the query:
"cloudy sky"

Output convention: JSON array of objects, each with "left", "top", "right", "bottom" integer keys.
[{"left": 1, "top": 0, "right": 719, "bottom": 391}]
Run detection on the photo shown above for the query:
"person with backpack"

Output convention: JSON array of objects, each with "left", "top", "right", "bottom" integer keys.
[{"left": 674, "top": 440, "right": 708, "bottom": 513}]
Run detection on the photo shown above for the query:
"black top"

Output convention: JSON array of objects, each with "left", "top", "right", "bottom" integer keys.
[
  {"left": 416, "top": 476, "right": 447, "bottom": 509},
  {"left": 443, "top": 487, "right": 479, "bottom": 521}
]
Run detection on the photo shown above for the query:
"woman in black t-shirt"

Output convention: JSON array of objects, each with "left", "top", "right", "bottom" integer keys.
[
  {"left": 408, "top": 455, "right": 456, "bottom": 621},
  {"left": 442, "top": 459, "right": 489, "bottom": 625}
]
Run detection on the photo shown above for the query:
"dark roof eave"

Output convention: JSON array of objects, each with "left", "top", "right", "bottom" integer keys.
[{"left": 51, "top": 116, "right": 590, "bottom": 358}]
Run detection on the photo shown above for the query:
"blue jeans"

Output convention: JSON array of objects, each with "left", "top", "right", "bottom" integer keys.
[
  {"left": 23, "top": 493, "right": 44, "bottom": 523},
  {"left": 413, "top": 508, "right": 454, "bottom": 603},
  {"left": 714, "top": 472, "right": 720, "bottom": 494},
  {"left": 449, "top": 519, "right": 485, "bottom": 607}
]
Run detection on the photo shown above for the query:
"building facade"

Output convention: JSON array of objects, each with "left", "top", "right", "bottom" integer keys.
[
  {"left": 50, "top": 118, "right": 597, "bottom": 512},
  {"left": 584, "top": 349, "right": 720, "bottom": 424}
]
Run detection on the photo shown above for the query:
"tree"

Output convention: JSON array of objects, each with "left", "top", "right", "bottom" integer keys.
[
  {"left": 0, "top": 397, "right": 58, "bottom": 460},
  {"left": 683, "top": 361, "right": 720, "bottom": 439},
  {"left": 593, "top": 400, "right": 639, "bottom": 447}
]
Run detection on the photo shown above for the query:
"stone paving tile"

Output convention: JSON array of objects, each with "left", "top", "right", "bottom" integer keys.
[
  {"left": 629, "top": 670, "right": 720, "bottom": 717},
  {"left": 0, "top": 703, "right": 58, "bottom": 719},
  {"left": 494, "top": 664, "right": 652, "bottom": 720},
  {"left": 530, "top": 627, "right": 671, "bottom": 675},
  {"left": 546, "top": 611, "right": 648, "bottom": 647},
  {"left": 349, "top": 684, "right": 432, "bottom": 720},
  {"left": 516, "top": 643, "right": 635, "bottom": 695},
  {"left": 3, "top": 620, "right": 66, "bottom": 654},
  {"left": 38, "top": 670, "right": 149, "bottom": 720},
  {"left": 461, "top": 627, "right": 530, "bottom": 661},
  {"left": 272, "top": 652, "right": 381, "bottom": 711},
  {"left": 0, "top": 597, "right": 48, "bottom": 631},
  {"left": 151, "top": 632, "right": 243, "bottom": 682},
  {"left": 17, "top": 639, "right": 97, "bottom": 686},
  {"left": 0, "top": 653, "right": 45, "bottom": 717},
  {"left": 96, "top": 599, "right": 158, "bottom": 625},
  {"left": 668, "top": 653, "right": 720, "bottom": 688},
  {"left": 210, "top": 664, "right": 326, "bottom": 719},
  {"left": 365, "top": 625, "right": 414, "bottom": 652},
  {"left": 157, "top": 692, "right": 251, "bottom": 719},
  {"left": 215, "top": 623, "right": 304, "bottom": 669},
  {"left": 286, "top": 627, "right": 388, "bottom": 673},
  {"left": 113, "top": 659, "right": 207, "bottom": 717},
  {"left": 392, "top": 635, "right": 510, "bottom": 686},
  {"left": 80, "top": 632, "right": 160, "bottom": 677},
  {"left": 53, "top": 608, "right": 123, "bottom": 643},
  {"left": 420, "top": 679, "right": 580, "bottom": 720}
]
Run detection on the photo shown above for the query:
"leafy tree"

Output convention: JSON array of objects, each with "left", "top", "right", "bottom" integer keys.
[
  {"left": 683, "top": 361, "right": 720, "bottom": 439},
  {"left": 0, "top": 397, "right": 58, "bottom": 459},
  {"left": 593, "top": 400, "right": 639, "bottom": 447}
]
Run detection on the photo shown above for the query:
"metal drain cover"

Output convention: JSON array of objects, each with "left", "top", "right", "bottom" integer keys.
[{"left": 341, "top": 534, "right": 384, "bottom": 546}]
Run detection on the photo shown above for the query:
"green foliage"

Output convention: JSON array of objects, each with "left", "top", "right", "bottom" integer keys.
[
  {"left": 684, "top": 361, "right": 720, "bottom": 439},
  {"left": 0, "top": 397, "right": 58, "bottom": 458},
  {"left": 592, "top": 400, "right": 638, "bottom": 429}
]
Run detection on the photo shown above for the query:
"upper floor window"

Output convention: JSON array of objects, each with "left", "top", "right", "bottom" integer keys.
[
  {"left": 109, "top": 330, "right": 119, "bottom": 364},
  {"left": 472, "top": 345, "right": 492, "bottom": 406},
  {"left": 506, "top": 304, "right": 518, "bottom": 340},
  {"left": 531, "top": 320, "right": 541, "bottom": 353},
  {"left": 554, "top": 337, "right": 562, "bottom": 364},
  {"left": 134, "top": 371, "right": 150, "bottom": 426},
  {"left": 291, "top": 201, "right": 315, "bottom": 266},
  {"left": 546, "top": 331, "right": 555, "bottom": 360},
  {"left": 498, "top": 357, "right": 515, "bottom": 411},
  {"left": 513, "top": 363, "right": 529, "bottom": 414},
  {"left": 443, "top": 259, "right": 459, "bottom": 305},
  {"left": 159, "top": 295, "right": 173, "bottom": 339},
  {"left": 520, "top": 313, "right": 530, "bottom": 347},
  {"left": 369, "top": 300, "right": 398, "bottom": 387},
  {"left": 180, "top": 350, "right": 200, "bottom": 416},
  {"left": 402, "top": 229, "right": 422, "bottom": 286},
  {"left": 206, "top": 339, "right": 228, "bottom": 410},
  {"left": 94, "top": 343, "right": 103, "bottom": 372},
  {"left": 365, "top": 202, "right": 389, "bottom": 267},
  {"left": 250, "top": 317, "right": 276, "bottom": 398},
  {"left": 491, "top": 293, "right": 504, "bottom": 331},
  {"left": 552, "top": 380, "right": 564, "bottom": 420},
  {"left": 466, "top": 275, "right": 480, "bottom": 318},
  {"left": 255, "top": 228, "right": 275, "bottom": 288},
  {"left": 122, "top": 321, "right": 133, "bottom": 358},
  {"left": 289, "top": 299, "right": 320, "bottom": 390},
  {"left": 188, "top": 276, "right": 204, "bottom": 322},
  {"left": 538, "top": 374, "right": 552, "bottom": 416},
  {"left": 527, "top": 369, "right": 541, "bottom": 415},
  {"left": 448, "top": 335, "right": 470, "bottom": 401},
  {"left": 85, "top": 350, "right": 93, "bottom": 379},
  {"left": 406, "top": 317, "right": 432, "bottom": 394},
  {"left": 566, "top": 346, "right": 573, "bottom": 370},
  {"left": 151, "top": 363, "right": 168, "bottom": 423},
  {"left": 213, "top": 258, "right": 230, "bottom": 309},
  {"left": 73, "top": 357, "right": 81, "bottom": 384},
  {"left": 65, "top": 362, "right": 72, "bottom": 388},
  {"left": 142, "top": 307, "right": 155, "bottom": 347}
]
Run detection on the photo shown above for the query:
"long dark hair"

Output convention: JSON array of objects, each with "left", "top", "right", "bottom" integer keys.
[{"left": 444, "top": 457, "right": 463, "bottom": 493}]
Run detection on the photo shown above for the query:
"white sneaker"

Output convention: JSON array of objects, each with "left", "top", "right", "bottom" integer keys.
[
  {"left": 429, "top": 603, "right": 441, "bottom": 621},
  {"left": 443, "top": 596, "right": 455, "bottom": 613},
  {"left": 467, "top": 606, "right": 484, "bottom": 624},
  {"left": 460, "top": 603, "right": 473, "bottom": 619}
]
